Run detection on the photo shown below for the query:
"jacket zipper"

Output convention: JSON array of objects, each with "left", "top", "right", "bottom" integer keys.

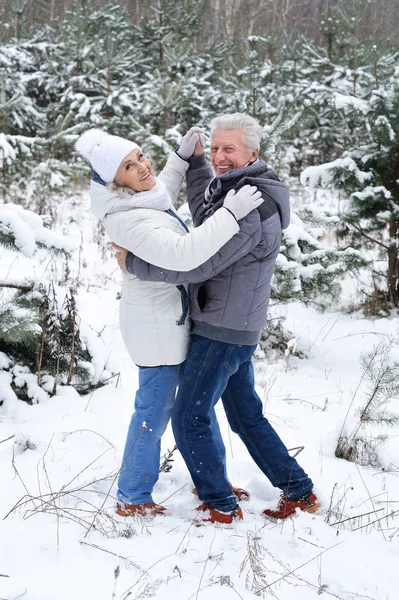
[{"left": 165, "top": 209, "right": 189, "bottom": 325}]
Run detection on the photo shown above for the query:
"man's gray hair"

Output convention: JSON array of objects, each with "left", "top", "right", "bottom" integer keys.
[{"left": 210, "top": 113, "right": 263, "bottom": 152}]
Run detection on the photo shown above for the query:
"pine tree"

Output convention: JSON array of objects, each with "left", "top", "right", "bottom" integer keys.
[
  {"left": 301, "top": 51, "right": 399, "bottom": 310},
  {"left": 7, "top": 0, "right": 30, "bottom": 42},
  {"left": 0, "top": 203, "right": 109, "bottom": 405},
  {"left": 0, "top": 39, "right": 44, "bottom": 202},
  {"left": 335, "top": 341, "right": 399, "bottom": 467},
  {"left": 129, "top": 0, "right": 232, "bottom": 168},
  {"left": 272, "top": 205, "right": 365, "bottom": 309}
]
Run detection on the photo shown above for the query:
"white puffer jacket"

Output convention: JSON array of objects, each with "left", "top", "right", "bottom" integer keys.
[{"left": 90, "top": 152, "right": 239, "bottom": 367}]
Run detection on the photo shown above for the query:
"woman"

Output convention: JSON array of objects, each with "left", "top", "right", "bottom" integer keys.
[{"left": 75, "top": 128, "right": 262, "bottom": 517}]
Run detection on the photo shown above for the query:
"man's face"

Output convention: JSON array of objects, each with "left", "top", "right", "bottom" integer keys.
[{"left": 210, "top": 128, "right": 258, "bottom": 176}]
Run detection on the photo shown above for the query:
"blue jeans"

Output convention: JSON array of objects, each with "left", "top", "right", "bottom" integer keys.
[
  {"left": 172, "top": 335, "right": 314, "bottom": 512},
  {"left": 117, "top": 364, "right": 181, "bottom": 505}
]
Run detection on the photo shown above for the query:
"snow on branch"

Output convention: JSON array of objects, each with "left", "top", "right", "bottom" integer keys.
[
  {"left": 300, "top": 156, "right": 373, "bottom": 189},
  {"left": 334, "top": 93, "right": 370, "bottom": 114},
  {"left": 262, "top": 96, "right": 309, "bottom": 154},
  {"left": 0, "top": 204, "right": 77, "bottom": 257},
  {"left": 0, "top": 279, "right": 34, "bottom": 292}
]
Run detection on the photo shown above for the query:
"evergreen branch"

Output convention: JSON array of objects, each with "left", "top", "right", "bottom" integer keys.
[
  {"left": 350, "top": 223, "right": 389, "bottom": 251},
  {"left": 0, "top": 92, "right": 24, "bottom": 111},
  {"left": 0, "top": 282, "right": 34, "bottom": 292},
  {"left": 159, "top": 444, "right": 177, "bottom": 473},
  {"left": 359, "top": 377, "right": 384, "bottom": 421},
  {"left": 337, "top": 345, "right": 380, "bottom": 443}
]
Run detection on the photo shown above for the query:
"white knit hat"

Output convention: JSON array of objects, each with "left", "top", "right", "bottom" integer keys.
[{"left": 75, "top": 129, "right": 140, "bottom": 183}]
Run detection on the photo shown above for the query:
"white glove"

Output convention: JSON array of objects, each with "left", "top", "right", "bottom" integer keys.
[
  {"left": 223, "top": 185, "right": 263, "bottom": 221},
  {"left": 178, "top": 126, "right": 207, "bottom": 159}
]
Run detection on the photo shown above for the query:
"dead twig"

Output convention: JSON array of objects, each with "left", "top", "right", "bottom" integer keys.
[
  {"left": 330, "top": 507, "right": 384, "bottom": 527},
  {"left": 175, "top": 515, "right": 201, "bottom": 555},
  {"left": 11, "top": 444, "right": 37, "bottom": 511},
  {"left": 288, "top": 445, "right": 304, "bottom": 458},
  {"left": 58, "top": 448, "right": 113, "bottom": 495},
  {"left": 83, "top": 425, "right": 146, "bottom": 539},
  {"left": 352, "top": 509, "right": 399, "bottom": 532},
  {"left": 257, "top": 541, "right": 343, "bottom": 594},
  {"left": 0, "top": 435, "right": 15, "bottom": 444},
  {"left": 297, "top": 537, "right": 323, "bottom": 549},
  {"left": 80, "top": 541, "right": 144, "bottom": 573},
  {"left": 120, "top": 552, "right": 175, "bottom": 599},
  {"left": 355, "top": 464, "right": 386, "bottom": 541},
  {"left": 194, "top": 529, "right": 217, "bottom": 600},
  {"left": 160, "top": 483, "right": 187, "bottom": 505},
  {"left": 3, "top": 471, "right": 116, "bottom": 520},
  {"left": 192, "top": 576, "right": 244, "bottom": 600},
  {"left": 62, "top": 429, "right": 116, "bottom": 451}
]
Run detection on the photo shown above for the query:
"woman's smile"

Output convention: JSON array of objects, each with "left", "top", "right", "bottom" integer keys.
[{"left": 115, "top": 149, "right": 156, "bottom": 191}]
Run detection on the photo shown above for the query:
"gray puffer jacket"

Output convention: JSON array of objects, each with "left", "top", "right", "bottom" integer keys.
[{"left": 125, "top": 155, "right": 290, "bottom": 346}]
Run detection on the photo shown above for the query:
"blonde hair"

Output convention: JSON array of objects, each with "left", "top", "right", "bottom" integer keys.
[{"left": 106, "top": 181, "right": 131, "bottom": 198}]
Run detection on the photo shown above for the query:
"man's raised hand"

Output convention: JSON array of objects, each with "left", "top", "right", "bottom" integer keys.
[{"left": 178, "top": 126, "right": 207, "bottom": 159}]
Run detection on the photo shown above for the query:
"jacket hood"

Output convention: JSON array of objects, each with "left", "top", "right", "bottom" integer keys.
[
  {"left": 209, "top": 160, "right": 290, "bottom": 230},
  {"left": 90, "top": 180, "right": 120, "bottom": 219}
]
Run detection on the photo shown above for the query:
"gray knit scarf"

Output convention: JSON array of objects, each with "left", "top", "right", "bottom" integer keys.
[{"left": 106, "top": 179, "right": 173, "bottom": 215}]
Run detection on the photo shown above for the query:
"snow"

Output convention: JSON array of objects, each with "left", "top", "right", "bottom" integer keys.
[
  {"left": 0, "top": 133, "right": 17, "bottom": 163},
  {"left": 12, "top": 365, "right": 50, "bottom": 404},
  {"left": 301, "top": 156, "right": 374, "bottom": 188},
  {"left": 0, "top": 371, "right": 18, "bottom": 409},
  {"left": 0, "top": 203, "right": 77, "bottom": 256},
  {"left": 298, "top": 262, "right": 323, "bottom": 279},
  {"left": 334, "top": 93, "right": 370, "bottom": 114},
  {"left": 374, "top": 115, "right": 396, "bottom": 141},
  {"left": 351, "top": 185, "right": 392, "bottom": 201},
  {"left": 1, "top": 299, "right": 399, "bottom": 599},
  {"left": 1, "top": 191, "right": 399, "bottom": 600},
  {"left": 0, "top": 352, "right": 13, "bottom": 369},
  {"left": 0, "top": 206, "right": 36, "bottom": 256}
]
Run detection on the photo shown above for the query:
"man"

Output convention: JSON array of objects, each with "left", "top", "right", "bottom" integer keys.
[{"left": 116, "top": 113, "right": 319, "bottom": 524}]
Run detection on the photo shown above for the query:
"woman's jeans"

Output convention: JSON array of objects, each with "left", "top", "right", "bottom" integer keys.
[
  {"left": 172, "top": 335, "right": 314, "bottom": 512},
  {"left": 117, "top": 364, "right": 181, "bottom": 505}
]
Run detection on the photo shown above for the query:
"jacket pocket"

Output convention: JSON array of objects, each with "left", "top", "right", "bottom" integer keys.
[
  {"left": 197, "top": 284, "right": 207, "bottom": 310},
  {"left": 176, "top": 285, "right": 189, "bottom": 325}
]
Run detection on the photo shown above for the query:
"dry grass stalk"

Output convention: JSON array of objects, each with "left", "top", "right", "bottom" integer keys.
[
  {"left": 80, "top": 541, "right": 143, "bottom": 572},
  {"left": 239, "top": 528, "right": 277, "bottom": 598}
]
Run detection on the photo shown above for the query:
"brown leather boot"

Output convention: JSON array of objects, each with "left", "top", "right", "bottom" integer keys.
[
  {"left": 116, "top": 501, "right": 166, "bottom": 517},
  {"left": 263, "top": 492, "right": 320, "bottom": 519},
  {"left": 194, "top": 502, "right": 243, "bottom": 525}
]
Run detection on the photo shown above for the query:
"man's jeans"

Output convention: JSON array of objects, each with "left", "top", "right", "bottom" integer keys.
[
  {"left": 172, "top": 335, "right": 314, "bottom": 512},
  {"left": 117, "top": 364, "right": 180, "bottom": 505}
]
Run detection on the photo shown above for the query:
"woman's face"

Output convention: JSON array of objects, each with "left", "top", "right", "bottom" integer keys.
[{"left": 114, "top": 149, "right": 156, "bottom": 191}]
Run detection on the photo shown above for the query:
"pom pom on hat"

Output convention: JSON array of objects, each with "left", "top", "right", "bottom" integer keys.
[
  {"left": 75, "top": 128, "right": 108, "bottom": 158},
  {"left": 75, "top": 128, "right": 141, "bottom": 183}
]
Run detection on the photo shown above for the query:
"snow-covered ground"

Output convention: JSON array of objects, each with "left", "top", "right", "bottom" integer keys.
[{"left": 1, "top": 191, "right": 398, "bottom": 600}]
